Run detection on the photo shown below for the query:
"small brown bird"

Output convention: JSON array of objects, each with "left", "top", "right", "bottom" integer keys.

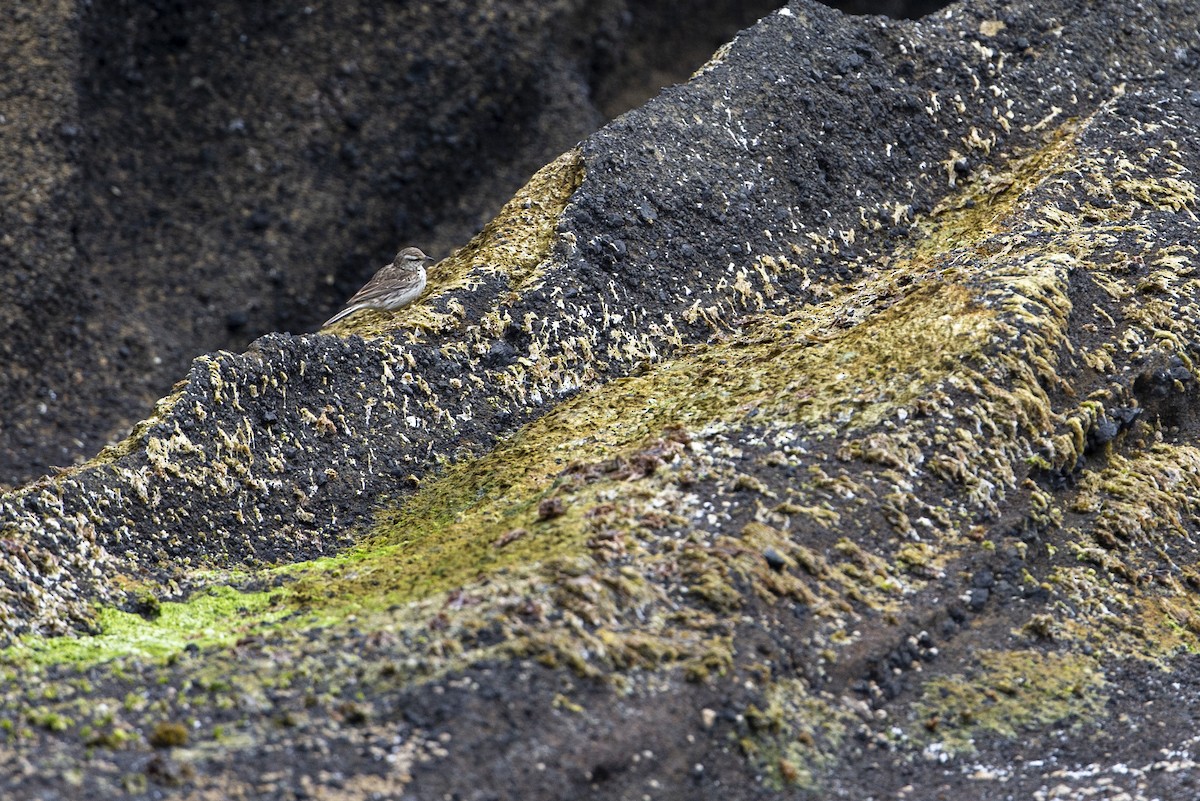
[{"left": 323, "top": 247, "right": 433, "bottom": 327}]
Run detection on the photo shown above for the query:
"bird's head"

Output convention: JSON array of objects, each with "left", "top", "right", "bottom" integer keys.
[{"left": 395, "top": 247, "right": 432, "bottom": 269}]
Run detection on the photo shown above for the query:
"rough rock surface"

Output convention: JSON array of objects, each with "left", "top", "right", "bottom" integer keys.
[
  {"left": 3, "top": 0, "right": 1200, "bottom": 799},
  {"left": 0, "top": 0, "right": 780, "bottom": 487}
]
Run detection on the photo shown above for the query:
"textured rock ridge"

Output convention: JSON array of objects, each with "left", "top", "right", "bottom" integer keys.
[{"left": 0, "top": 0, "right": 779, "bottom": 486}]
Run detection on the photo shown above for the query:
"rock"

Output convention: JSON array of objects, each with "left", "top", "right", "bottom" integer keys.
[
  {"left": 2, "top": 1, "right": 1200, "bottom": 799},
  {"left": 0, "top": 0, "right": 774, "bottom": 487}
]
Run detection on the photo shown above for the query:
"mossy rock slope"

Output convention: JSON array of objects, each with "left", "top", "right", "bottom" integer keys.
[{"left": 2, "top": 0, "right": 1200, "bottom": 798}]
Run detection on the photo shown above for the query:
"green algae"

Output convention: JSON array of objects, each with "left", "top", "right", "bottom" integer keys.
[{"left": 5, "top": 585, "right": 284, "bottom": 668}]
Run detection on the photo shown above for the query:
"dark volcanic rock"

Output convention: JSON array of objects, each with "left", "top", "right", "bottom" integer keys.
[
  {"left": 0, "top": 0, "right": 781, "bottom": 487},
  {"left": 3, "top": 1, "right": 1200, "bottom": 800}
]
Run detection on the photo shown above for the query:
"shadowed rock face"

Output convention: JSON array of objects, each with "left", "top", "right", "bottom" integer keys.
[
  {"left": 3, "top": 0, "right": 1200, "bottom": 799},
  {"left": 0, "top": 0, "right": 785, "bottom": 487}
]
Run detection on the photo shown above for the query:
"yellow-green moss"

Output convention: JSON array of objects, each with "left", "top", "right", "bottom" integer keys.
[
  {"left": 742, "top": 680, "right": 855, "bottom": 791},
  {"left": 5, "top": 114, "right": 1123, "bottom": 677},
  {"left": 913, "top": 649, "right": 1108, "bottom": 755},
  {"left": 1032, "top": 444, "right": 1200, "bottom": 662},
  {"left": 148, "top": 720, "right": 189, "bottom": 748}
]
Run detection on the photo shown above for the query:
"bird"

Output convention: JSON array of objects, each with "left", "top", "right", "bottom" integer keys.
[{"left": 322, "top": 247, "right": 433, "bottom": 327}]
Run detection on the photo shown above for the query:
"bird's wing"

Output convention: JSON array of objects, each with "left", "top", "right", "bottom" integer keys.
[
  {"left": 322, "top": 265, "right": 400, "bottom": 327},
  {"left": 340, "top": 264, "right": 402, "bottom": 307}
]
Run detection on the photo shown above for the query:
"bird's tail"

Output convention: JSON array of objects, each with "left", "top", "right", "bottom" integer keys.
[{"left": 322, "top": 304, "right": 359, "bottom": 328}]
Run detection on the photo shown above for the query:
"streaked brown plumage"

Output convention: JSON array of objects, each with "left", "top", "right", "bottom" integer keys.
[{"left": 323, "top": 247, "right": 432, "bottom": 327}]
